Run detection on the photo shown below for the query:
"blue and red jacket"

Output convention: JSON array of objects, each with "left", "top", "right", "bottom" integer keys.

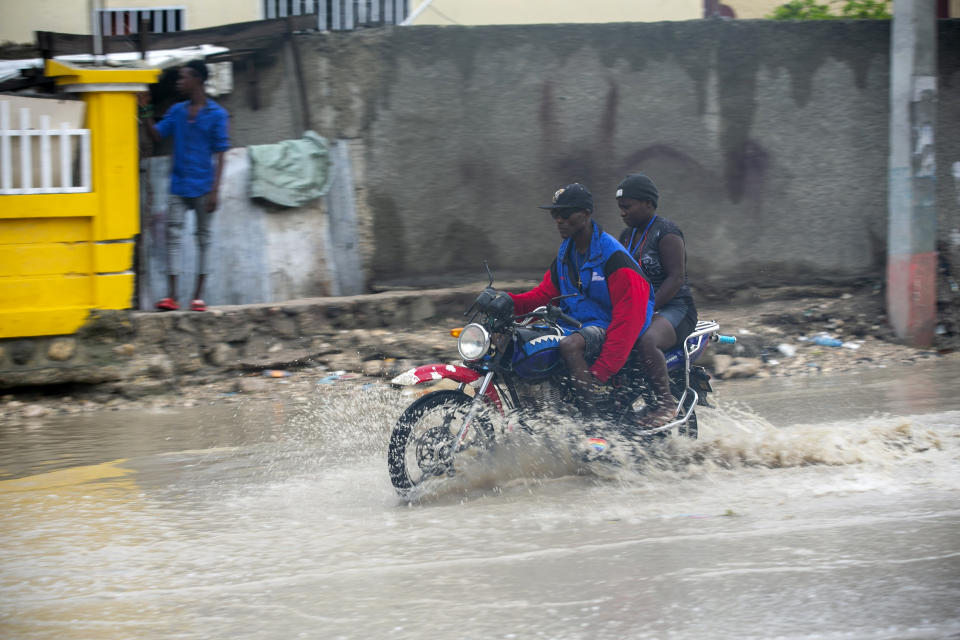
[{"left": 509, "top": 221, "right": 654, "bottom": 382}]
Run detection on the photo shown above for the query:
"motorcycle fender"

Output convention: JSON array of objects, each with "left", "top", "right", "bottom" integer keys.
[{"left": 391, "top": 364, "right": 502, "bottom": 411}]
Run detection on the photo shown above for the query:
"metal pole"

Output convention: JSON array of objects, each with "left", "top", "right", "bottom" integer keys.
[
  {"left": 90, "top": 0, "right": 103, "bottom": 59},
  {"left": 400, "top": 0, "right": 434, "bottom": 25},
  {"left": 887, "top": 0, "right": 938, "bottom": 346}
]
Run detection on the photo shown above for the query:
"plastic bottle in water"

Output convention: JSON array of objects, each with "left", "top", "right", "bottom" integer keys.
[{"left": 813, "top": 336, "right": 843, "bottom": 347}]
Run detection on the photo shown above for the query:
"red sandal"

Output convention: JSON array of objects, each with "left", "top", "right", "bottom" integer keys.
[
  {"left": 155, "top": 297, "right": 179, "bottom": 311},
  {"left": 190, "top": 299, "right": 207, "bottom": 312}
]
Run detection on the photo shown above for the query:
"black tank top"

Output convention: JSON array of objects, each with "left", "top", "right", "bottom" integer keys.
[{"left": 619, "top": 216, "right": 694, "bottom": 308}]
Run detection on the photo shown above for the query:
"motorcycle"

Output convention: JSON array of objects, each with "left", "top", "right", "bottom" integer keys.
[{"left": 387, "top": 270, "right": 736, "bottom": 496}]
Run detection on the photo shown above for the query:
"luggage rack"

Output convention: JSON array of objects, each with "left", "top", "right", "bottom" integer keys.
[{"left": 637, "top": 320, "right": 734, "bottom": 437}]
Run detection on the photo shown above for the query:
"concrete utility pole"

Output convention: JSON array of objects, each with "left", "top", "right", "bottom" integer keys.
[
  {"left": 887, "top": 0, "right": 938, "bottom": 346},
  {"left": 89, "top": 0, "right": 103, "bottom": 59}
]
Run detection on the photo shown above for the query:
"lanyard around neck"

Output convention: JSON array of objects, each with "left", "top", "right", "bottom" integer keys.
[{"left": 628, "top": 215, "right": 658, "bottom": 259}]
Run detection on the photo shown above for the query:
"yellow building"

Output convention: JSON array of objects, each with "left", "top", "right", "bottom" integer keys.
[
  {"left": 6, "top": 0, "right": 950, "bottom": 44},
  {"left": 405, "top": 0, "right": 701, "bottom": 25},
  {"left": 0, "top": 61, "right": 158, "bottom": 338},
  {"left": 404, "top": 0, "right": 958, "bottom": 25},
  {"left": 2, "top": 0, "right": 709, "bottom": 41},
  {"left": 0, "top": 0, "right": 261, "bottom": 44}
]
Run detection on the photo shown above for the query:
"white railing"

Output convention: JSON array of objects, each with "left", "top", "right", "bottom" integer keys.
[
  {"left": 263, "top": 0, "right": 409, "bottom": 31},
  {"left": 0, "top": 100, "right": 91, "bottom": 195},
  {"left": 97, "top": 8, "right": 186, "bottom": 36}
]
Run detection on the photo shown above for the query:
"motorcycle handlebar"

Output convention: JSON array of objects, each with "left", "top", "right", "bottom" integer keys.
[
  {"left": 558, "top": 311, "right": 582, "bottom": 329},
  {"left": 515, "top": 306, "right": 582, "bottom": 330}
]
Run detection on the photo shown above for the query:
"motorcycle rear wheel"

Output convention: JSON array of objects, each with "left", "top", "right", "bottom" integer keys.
[{"left": 388, "top": 389, "right": 496, "bottom": 495}]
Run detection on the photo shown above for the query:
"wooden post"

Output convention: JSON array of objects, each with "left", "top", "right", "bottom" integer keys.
[
  {"left": 138, "top": 15, "right": 150, "bottom": 59},
  {"left": 286, "top": 16, "right": 313, "bottom": 132},
  {"left": 36, "top": 31, "right": 54, "bottom": 60},
  {"left": 246, "top": 55, "right": 260, "bottom": 110}
]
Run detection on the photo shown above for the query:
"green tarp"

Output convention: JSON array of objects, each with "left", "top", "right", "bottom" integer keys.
[{"left": 248, "top": 130, "right": 332, "bottom": 208}]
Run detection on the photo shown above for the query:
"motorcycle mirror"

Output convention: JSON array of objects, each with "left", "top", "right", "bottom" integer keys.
[{"left": 483, "top": 261, "right": 494, "bottom": 287}]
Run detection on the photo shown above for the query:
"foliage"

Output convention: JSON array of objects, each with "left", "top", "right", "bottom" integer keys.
[
  {"left": 769, "top": 0, "right": 834, "bottom": 20},
  {"left": 837, "top": 0, "right": 892, "bottom": 19},
  {"left": 767, "top": 0, "right": 891, "bottom": 20}
]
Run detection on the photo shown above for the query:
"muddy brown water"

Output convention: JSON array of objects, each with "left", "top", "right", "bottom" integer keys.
[{"left": 2, "top": 358, "right": 959, "bottom": 639}]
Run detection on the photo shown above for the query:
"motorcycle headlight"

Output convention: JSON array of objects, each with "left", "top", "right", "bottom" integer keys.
[{"left": 457, "top": 323, "right": 490, "bottom": 361}]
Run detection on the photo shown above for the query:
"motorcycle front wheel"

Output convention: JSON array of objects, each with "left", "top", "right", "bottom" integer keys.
[{"left": 388, "top": 389, "right": 496, "bottom": 495}]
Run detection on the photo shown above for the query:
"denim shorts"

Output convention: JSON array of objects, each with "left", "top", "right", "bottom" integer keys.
[
  {"left": 576, "top": 325, "right": 607, "bottom": 363},
  {"left": 657, "top": 300, "right": 698, "bottom": 345}
]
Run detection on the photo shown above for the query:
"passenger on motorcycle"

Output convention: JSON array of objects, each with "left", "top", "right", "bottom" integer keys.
[
  {"left": 506, "top": 183, "right": 657, "bottom": 419},
  {"left": 616, "top": 173, "right": 699, "bottom": 424}
]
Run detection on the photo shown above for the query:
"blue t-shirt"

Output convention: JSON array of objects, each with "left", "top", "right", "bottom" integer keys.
[{"left": 156, "top": 99, "right": 230, "bottom": 198}]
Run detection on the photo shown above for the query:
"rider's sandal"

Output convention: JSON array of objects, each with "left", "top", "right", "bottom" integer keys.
[
  {"left": 635, "top": 400, "right": 679, "bottom": 440},
  {"left": 642, "top": 405, "right": 677, "bottom": 424}
]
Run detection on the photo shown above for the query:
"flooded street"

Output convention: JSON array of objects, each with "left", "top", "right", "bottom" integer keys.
[{"left": 2, "top": 359, "right": 959, "bottom": 639}]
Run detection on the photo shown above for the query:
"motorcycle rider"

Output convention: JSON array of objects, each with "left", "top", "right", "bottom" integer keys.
[
  {"left": 507, "top": 183, "right": 672, "bottom": 424},
  {"left": 616, "top": 173, "right": 698, "bottom": 424}
]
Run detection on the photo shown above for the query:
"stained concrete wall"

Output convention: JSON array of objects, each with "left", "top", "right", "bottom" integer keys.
[{"left": 217, "top": 20, "right": 960, "bottom": 292}]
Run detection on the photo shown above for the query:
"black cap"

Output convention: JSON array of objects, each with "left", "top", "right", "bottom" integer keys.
[
  {"left": 616, "top": 173, "right": 659, "bottom": 207},
  {"left": 538, "top": 183, "right": 593, "bottom": 212}
]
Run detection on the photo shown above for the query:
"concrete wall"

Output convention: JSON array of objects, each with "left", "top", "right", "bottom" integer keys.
[
  {"left": 138, "top": 149, "right": 333, "bottom": 308},
  {"left": 217, "top": 20, "right": 960, "bottom": 292},
  {"left": 937, "top": 19, "right": 960, "bottom": 281}
]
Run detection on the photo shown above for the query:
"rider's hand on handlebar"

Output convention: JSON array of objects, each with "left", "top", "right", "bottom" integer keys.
[
  {"left": 558, "top": 310, "right": 582, "bottom": 329},
  {"left": 474, "top": 287, "right": 497, "bottom": 309},
  {"left": 488, "top": 290, "right": 514, "bottom": 319}
]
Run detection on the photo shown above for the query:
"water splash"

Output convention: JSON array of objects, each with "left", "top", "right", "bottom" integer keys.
[
  {"left": 269, "top": 384, "right": 955, "bottom": 503},
  {"left": 692, "top": 400, "right": 944, "bottom": 469}
]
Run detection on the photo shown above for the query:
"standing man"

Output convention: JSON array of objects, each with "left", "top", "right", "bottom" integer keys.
[
  {"left": 140, "top": 59, "right": 230, "bottom": 311},
  {"left": 508, "top": 183, "right": 659, "bottom": 420}
]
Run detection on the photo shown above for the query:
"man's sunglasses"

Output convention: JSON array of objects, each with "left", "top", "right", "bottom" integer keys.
[{"left": 549, "top": 208, "right": 582, "bottom": 220}]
